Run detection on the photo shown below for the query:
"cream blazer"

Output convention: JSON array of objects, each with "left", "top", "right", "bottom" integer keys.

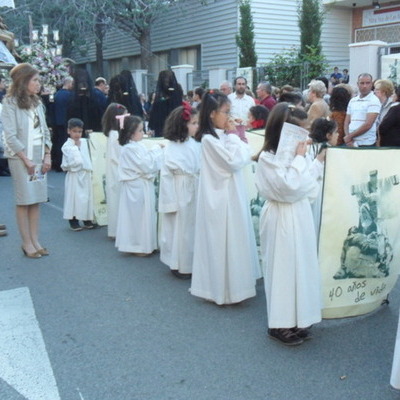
[{"left": 1, "top": 97, "right": 52, "bottom": 160}]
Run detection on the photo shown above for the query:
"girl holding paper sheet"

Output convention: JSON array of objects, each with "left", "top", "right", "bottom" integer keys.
[{"left": 255, "top": 102, "right": 326, "bottom": 346}]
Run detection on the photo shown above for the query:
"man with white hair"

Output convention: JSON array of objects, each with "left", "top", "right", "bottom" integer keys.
[
  {"left": 344, "top": 73, "right": 380, "bottom": 147},
  {"left": 219, "top": 80, "right": 232, "bottom": 96},
  {"left": 256, "top": 81, "right": 276, "bottom": 111}
]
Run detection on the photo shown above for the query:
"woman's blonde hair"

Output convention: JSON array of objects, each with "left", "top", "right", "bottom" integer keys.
[
  {"left": 7, "top": 63, "right": 40, "bottom": 109},
  {"left": 374, "top": 79, "right": 394, "bottom": 98}
]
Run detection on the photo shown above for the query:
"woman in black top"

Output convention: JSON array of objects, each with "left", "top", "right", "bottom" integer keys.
[{"left": 379, "top": 87, "right": 400, "bottom": 147}]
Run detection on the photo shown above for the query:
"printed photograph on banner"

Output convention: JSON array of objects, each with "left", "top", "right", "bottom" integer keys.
[
  {"left": 239, "top": 130, "right": 265, "bottom": 278},
  {"left": 247, "top": 130, "right": 266, "bottom": 248},
  {"left": 89, "top": 132, "right": 108, "bottom": 226},
  {"left": 319, "top": 148, "right": 400, "bottom": 318}
]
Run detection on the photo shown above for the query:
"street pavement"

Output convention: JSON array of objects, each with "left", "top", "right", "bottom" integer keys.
[{"left": 1, "top": 170, "right": 400, "bottom": 400}]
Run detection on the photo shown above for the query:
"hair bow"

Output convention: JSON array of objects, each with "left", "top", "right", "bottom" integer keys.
[
  {"left": 181, "top": 101, "right": 192, "bottom": 121},
  {"left": 115, "top": 113, "right": 131, "bottom": 129}
]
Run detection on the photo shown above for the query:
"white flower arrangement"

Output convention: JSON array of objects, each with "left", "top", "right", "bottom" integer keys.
[{"left": 19, "top": 42, "right": 71, "bottom": 93}]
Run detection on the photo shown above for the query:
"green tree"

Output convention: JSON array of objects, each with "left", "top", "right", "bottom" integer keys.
[
  {"left": 111, "top": 0, "right": 208, "bottom": 72},
  {"left": 297, "top": 0, "right": 325, "bottom": 79},
  {"left": 1, "top": 0, "right": 100, "bottom": 59},
  {"left": 3, "top": 0, "right": 124, "bottom": 75},
  {"left": 236, "top": 0, "right": 257, "bottom": 68},
  {"left": 298, "top": 0, "right": 323, "bottom": 56},
  {"left": 68, "top": 1, "right": 113, "bottom": 76},
  {"left": 4, "top": 0, "right": 208, "bottom": 74},
  {"left": 263, "top": 47, "right": 302, "bottom": 88},
  {"left": 263, "top": 45, "right": 327, "bottom": 89}
]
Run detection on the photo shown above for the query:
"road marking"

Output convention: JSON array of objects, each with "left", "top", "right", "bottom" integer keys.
[
  {"left": 0, "top": 287, "right": 61, "bottom": 400},
  {"left": 77, "top": 387, "right": 85, "bottom": 399}
]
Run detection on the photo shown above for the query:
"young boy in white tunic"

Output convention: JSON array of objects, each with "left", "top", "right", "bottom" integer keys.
[
  {"left": 115, "top": 115, "right": 164, "bottom": 255},
  {"left": 190, "top": 91, "right": 260, "bottom": 305},
  {"left": 158, "top": 102, "right": 201, "bottom": 279},
  {"left": 102, "top": 103, "right": 128, "bottom": 238},
  {"left": 255, "top": 103, "right": 326, "bottom": 346},
  {"left": 61, "top": 118, "right": 94, "bottom": 231}
]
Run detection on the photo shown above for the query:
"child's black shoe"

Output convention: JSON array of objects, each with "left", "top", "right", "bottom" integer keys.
[
  {"left": 69, "top": 219, "right": 83, "bottom": 231},
  {"left": 83, "top": 220, "right": 95, "bottom": 229},
  {"left": 267, "top": 328, "right": 304, "bottom": 346}
]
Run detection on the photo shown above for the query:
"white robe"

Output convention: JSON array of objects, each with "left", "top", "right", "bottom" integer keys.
[
  {"left": 190, "top": 133, "right": 259, "bottom": 305},
  {"left": 255, "top": 152, "right": 323, "bottom": 328},
  {"left": 115, "top": 141, "right": 163, "bottom": 253},
  {"left": 158, "top": 138, "right": 201, "bottom": 273},
  {"left": 106, "top": 130, "right": 121, "bottom": 238},
  {"left": 391, "top": 310, "right": 400, "bottom": 389},
  {"left": 61, "top": 138, "right": 93, "bottom": 220}
]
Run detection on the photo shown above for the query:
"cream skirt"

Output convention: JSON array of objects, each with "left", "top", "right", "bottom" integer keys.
[{"left": 8, "top": 145, "right": 48, "bottom": 205}]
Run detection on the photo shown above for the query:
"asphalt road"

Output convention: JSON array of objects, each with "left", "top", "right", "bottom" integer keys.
[{"left": 1, "top": 171, "right": 400, "bottom": 400}]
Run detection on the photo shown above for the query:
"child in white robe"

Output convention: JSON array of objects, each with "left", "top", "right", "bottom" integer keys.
[
  {"left": 190, "top": 91, "right": 260, "bottom": 305},
  {"left": 102, "top": 103, "right": 127, "bottom": 238},
  {"left": 255, "top": 103, "right": 326, "bottom": 346},
  {"left": 115, "top": 115, "right": 164, "bottom": 255},
  {"left": 158, "top": 103, "right": 201, "bottom": 279},
  {"left": 308, "top": 118, "right": 338, "bottom": 237},
  {"left": 61, "top": 118, "right": 94, "bottom": 231}
]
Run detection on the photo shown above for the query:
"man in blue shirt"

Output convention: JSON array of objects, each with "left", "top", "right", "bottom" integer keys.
[
  {"left": 330, "top": 67, "right": 343, "bottom": 86},
  {"left": 52, "top": 77, "right": 73, "bottom": 171},
  {"left": 94, "top": 77, "right": 109, "bottom": 116}
]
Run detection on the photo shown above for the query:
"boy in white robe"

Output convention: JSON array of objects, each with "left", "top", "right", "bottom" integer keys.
[{"left": 61, "top": 118, "right": 94, "bottom": 231}]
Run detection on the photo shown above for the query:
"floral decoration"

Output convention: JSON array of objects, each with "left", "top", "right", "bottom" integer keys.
[{"left": 18, "top": 43, "right": 71, "bottom": 93}]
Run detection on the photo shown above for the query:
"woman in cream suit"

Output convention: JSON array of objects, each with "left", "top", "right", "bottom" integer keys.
[{"left": 2, "top": 63, "right": 52, "bottom": 258}]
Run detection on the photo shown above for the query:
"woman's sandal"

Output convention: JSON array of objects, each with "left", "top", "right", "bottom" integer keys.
[
  {"left": 36, "top": 248, "right": 50, "bottom": 256},
  {"left": 21, "top": 246, "right": 41, "bottom": 258}
]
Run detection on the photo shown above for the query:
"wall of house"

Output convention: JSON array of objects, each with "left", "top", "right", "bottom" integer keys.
[
  {"left": 73, "top": 0, "right": 352, "bottom": 83},
  {"left": 252, "top": 0, "right": 351, "bottom": 68},
  {"left": 73, "top": 0, "right": 239, "bottom": 79},
  {"left": 321, "top": 6, "right": 352, "bottom": 68},
  {"left": 352, "top": 2, "right": 400, "bottom": 44},
  {"left": 252, "top": 0, "right": 300, "bottom": 62}
]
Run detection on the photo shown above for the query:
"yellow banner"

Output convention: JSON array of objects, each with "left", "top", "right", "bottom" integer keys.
[
  {"left": 89, "top": 132, "right": 108, "bottom": 226},
  {"left": 319, "top": 147, "right": 400, "bottom": 318}
]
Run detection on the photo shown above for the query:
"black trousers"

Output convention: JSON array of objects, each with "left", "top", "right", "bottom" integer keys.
[{"left": 51, "top": 125, "right": 68, "bottom": 171}]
